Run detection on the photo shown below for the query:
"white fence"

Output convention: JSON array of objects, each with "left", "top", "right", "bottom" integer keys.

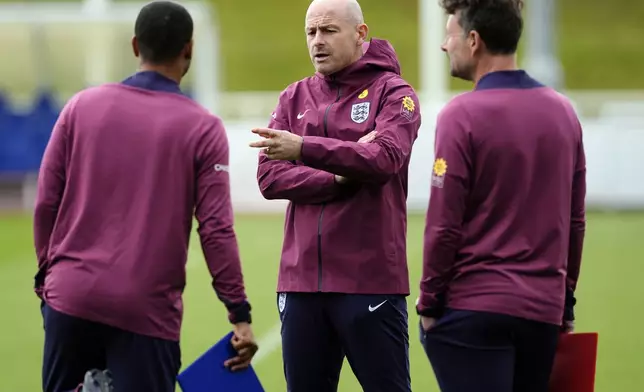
[{"left": 226, "top": 113, "right": 644, "bottom": 213}]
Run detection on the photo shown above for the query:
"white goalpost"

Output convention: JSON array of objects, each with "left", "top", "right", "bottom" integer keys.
[
  {"left": 0, "top": 0, "right": 221, "bottom": 115},
  {"left": 418, "top": 0, "right": 449, "bottom": 108}
]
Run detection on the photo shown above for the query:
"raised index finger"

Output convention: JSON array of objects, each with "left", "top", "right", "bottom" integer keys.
[{"left": 251, "top": 128, "right": 280, "bottom": 138}]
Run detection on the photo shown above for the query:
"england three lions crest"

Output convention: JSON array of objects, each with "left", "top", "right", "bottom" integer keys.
[
  {"left": 278, "top": 292, "right": 287, "bottom": 313},
  {"left": 350, "top": 102, "right": 371, "bottom": 124}
]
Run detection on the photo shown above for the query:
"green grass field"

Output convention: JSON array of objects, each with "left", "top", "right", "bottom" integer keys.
[{"left": 1, "top": 211, "right": 643, "bottom": 391}]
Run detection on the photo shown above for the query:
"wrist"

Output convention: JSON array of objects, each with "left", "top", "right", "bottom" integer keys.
[
  {"left": 227, "top": 301, "right": 252, "bottom": 324},
  {"left": 564, "top": 287, "right": 576, "bottom": 321},
  {"left": 296, "top": 136, "right": 305, "bottom": 161},
  {"left": 416, "top": 293, "right": 446, "bottom": 318},
  {"left": 416, "top": 304, "right": 444, "bottom": 318}
]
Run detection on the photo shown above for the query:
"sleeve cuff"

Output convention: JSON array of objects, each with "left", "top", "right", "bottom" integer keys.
[
  {"left": 416, "top": 292, "right": 447, "bottom": 318},
  {"left": 300, "top": 136, "right": 326, "bottom": 167},
  {"left": 34, "top": 266, "right": 47, "bottom": 300},
  {"left": 563, "top": 287, "right": 576, "bottom": 321},
  {"left": 227, "top": 301, "right": 252, "bottom": 324}
]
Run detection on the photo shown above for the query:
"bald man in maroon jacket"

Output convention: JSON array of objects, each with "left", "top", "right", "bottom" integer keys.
[{"left": 249, "top": 0, "right": 421, "bottom": 391}]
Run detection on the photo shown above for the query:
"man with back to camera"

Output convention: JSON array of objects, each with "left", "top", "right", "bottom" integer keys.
[
  {"left": 248, "top": 0, "right": 421, "bottom": 391},
  {"left": 416, "top": 1, "right": 587, "bottom": 391},
  {"left": 33, "top": 1, "right": 258, "bottom": 391}
]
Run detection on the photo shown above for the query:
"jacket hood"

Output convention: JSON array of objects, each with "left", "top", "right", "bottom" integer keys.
[{"left": 316, "top": 38, "right": 402, "bottom": 88}]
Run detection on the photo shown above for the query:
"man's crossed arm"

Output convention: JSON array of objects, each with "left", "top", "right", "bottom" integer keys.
[
  {"left": 256, "top": 130, "right": 377, "bottom": 204},
  {"left": 252, "top": 85, "right": 421, "bottom": 196},
  {"left": 255, "top": 87, "right": 383, "bottom": 205}
]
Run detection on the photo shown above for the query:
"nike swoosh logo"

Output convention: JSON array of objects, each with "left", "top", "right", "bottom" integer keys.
[
  {"left": 297, "top": 109, "right": 310, "bottom": 119},
  {"left": 368, "top": 300, "right": 387, "bottom": 312}
]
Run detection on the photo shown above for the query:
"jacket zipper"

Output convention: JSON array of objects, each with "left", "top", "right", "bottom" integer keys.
[{"left": 317, "top": 79, "right": 342, "bottom": 291}]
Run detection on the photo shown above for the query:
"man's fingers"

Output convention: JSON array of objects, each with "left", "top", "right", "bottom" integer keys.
[
  {"left": 249, "top": 135, "right": 279, "bottom": 148},
  {"left": 230, "top": 333, "right": 258, "bottom": 358},
  {"left": 334, "top": 175, "right": 349, "bottom": 185},
  {"left": 224, "top": 355, "right": 246, "bottom": 369},
  {"left": 231, "top": 338, "right": 256, "bottom": 351},
  {"left": 561, "top": 321, "right": 574, "bottom": 333},
  {"left": 224, "top": 346, "right": 257, "bottom": 371},
  {"left": 229, "top": 359, "right": 252, "bottom": 372},
  {"left": 250, "top": 128, "right": 273, "bottom": 137},
  {"left": 420, "top": 316, "right": 436, "bottom": 332},
  {"left": 251, "top": 128, "right": 282, "bottom": 138},
  {"left": 358, "top": 131, "right": 377, "bottom": 143},
  {"left": 237, "top": 347, "right": 256, "bottom": 363},
  {"left": 230, "top": 364, "right": 250, "bottom": 372},
  {"left": 249, "top": 139, "right": 272, "bottom": 148},
  {"left": 234, "top": 345, "right": 258, "bottom": 360}
]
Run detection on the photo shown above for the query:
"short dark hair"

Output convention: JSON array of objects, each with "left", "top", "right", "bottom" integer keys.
[
  {"left": 134, "top": 1, "right": 194, "bottom": 64},
  {"left": 439, "top": 0, "right": 524, "bottom": 55}
]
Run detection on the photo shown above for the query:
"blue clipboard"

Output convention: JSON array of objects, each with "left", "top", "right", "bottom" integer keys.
[{"left": 178, "top": 331, "right": 264, "bottom": 392}]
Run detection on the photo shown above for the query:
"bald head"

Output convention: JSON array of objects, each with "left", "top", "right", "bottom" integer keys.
[
  {"left": 307, "top": 0, "right": 364, "bottom": 26},
  {"left": 305, "top": 0, "right": 368, "bottom": 75}
]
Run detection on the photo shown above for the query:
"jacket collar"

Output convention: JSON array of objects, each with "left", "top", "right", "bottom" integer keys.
[
  {"left": 315, "top": 38, "right": 402, "bottom": 90},
  {"left": 475, "top": 70, "right": 544, "bottom": 91},
  {"left": 121, "top": 71, "right": 183, "bottom": 95}
]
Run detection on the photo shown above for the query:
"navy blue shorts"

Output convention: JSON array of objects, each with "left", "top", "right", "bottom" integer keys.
[
  {"left": 278, "top": 292, "right": 411, "bottom": 392},
  {"left": 419, "top": 309, "right": 560, "bottom": 392},
  {"left": 41, "top": 303, "right": 181, "bottom": 392}
]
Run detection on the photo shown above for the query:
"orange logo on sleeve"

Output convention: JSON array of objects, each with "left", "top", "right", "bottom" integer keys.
[{"left": 431, "top": 158, "right": 447, "bottom": 188}]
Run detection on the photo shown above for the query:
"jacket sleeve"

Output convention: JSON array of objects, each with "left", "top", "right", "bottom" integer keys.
[
  {"left": 33, "top": 98, "right": 73, "bottom": 299},
  {"left": 257, "top": 89, "right": 352, "bottom": 204},
  {"left": 417, "top": 101, "right": 472, "bottom": 318},
  {"left": 564, "top": 120, "right": 587, "bottom": 322},
  {"left": 195, "top": 116, "right": 251, "bottom": 324},
  {"left": 299, "top": 82, "right": 421, "bottom": 184}
]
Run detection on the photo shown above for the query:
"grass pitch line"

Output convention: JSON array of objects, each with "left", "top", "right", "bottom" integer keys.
[{"left": 252, "top": 322, "right": 282, "bottom": 365}]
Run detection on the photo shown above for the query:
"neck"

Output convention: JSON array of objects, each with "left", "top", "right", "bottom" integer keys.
[
  {"left": 472, "top": 54, "right": 518, "bottom": 85},
  {"left": 139, "top": 63, "right": 182, "bottom": 84}
]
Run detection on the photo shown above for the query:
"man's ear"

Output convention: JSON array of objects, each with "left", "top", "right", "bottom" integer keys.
[
  {"left": 132, "top": 36, "right": 140, "bottom": 58},
  {"left": 184, "top": 39, "right": 194, "bottom": 60},
  {"left": 469, "top": 30, "right": 483, "bottom": 55},
  {"left": 356, "top": 23, "right": 369, "bottom": 46}
]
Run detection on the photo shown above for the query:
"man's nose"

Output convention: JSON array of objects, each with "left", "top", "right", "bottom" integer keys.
[{"left": 312, "top": 31, "right": 326, "bottom": 47}]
